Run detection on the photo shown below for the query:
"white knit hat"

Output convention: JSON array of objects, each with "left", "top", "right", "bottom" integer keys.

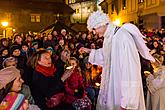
[{"left": 87, "top": 10, "right": 110, "bottom": 31}]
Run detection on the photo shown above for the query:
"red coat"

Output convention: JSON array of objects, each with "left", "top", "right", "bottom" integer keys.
[{"left": 64, "top": 69, "right": 85, "bottom": 104}]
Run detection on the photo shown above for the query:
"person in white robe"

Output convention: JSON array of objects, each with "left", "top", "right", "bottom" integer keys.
[
  {"left": 80, "top": 11, "right": 155, "bottom": 110},
  {"left": 146, "top": 61, "right": 165, "bottom": 110}
]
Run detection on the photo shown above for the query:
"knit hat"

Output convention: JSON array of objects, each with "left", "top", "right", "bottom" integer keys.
[
  {"left": 0, "top": 66, "right": 20, "bottom": 90},
  {"left": 87, "top": 10, "right": 110, "bottom": 31},
  {"left": 21, "top": 42, "right": 29, "bottom": 47},
  {"left": 10, "top": 45, "right": 20, "bottom": 54},
  {"left": 0, "top": 47, "right": 8, "bottom": 55},
  {"left": 76, "top": 43, "right": 84, "bottom": 50},
  {"left": 46, "top": 46, "right": 54, "bottom": 52},
  {"left": 32, "top": 41, "right": 38, "bottom": 46},
  {"left": 2, "top": 57, "right": 17, "bottom": 68},
  {"left": 61, "top": 29, "right": 66, "bottom": 33}
]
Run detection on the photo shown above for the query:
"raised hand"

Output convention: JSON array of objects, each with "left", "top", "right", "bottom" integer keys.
[{"left": 79, "top": 47, "right": 91, "bottom": 53}]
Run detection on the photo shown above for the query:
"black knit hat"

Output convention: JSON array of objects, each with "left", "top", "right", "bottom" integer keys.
[
  {"left": 21, "top": 42, "right": 29, "bottom": 47},
  {"left": 10, "top": 45, "right": 20, "bottom": 54},
  {"left": 0, "top": 47, "right": 8, "bottom": 55}
]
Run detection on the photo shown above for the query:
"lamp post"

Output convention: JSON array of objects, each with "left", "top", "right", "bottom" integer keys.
[{"left": 1, "top": 22, "right": 8, "bottom": 38}]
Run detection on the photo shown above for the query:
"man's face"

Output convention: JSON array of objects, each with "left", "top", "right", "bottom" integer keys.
[{"left": 92, "top": 25, "right": 107, "bottom": 37}]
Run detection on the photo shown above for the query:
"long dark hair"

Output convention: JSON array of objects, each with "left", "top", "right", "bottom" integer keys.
[{"left": 0, "top": 80, "right": 15, "bottom": 103}]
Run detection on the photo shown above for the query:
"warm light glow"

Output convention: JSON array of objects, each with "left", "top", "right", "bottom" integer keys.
[
  {"left": 95, "top": 82, "right": 100, "bottom": 87},
  {"left": 87, "top": 9, "right": 90, "bottom": 13},
  {"left": 113, "top": 19, "right": 121, "bottom": 26},
  {"left": 13, "top": 29, "right": 16, "bottom": 32},
  {"left": 1, "top": 22, "right": 8, "bottom": 27}
]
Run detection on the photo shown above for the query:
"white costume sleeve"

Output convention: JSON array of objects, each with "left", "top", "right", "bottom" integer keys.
[
  {"left": 152, "top": 74, "right": 165, "bottom": 90},
  {"left": 88, "top": 48, "right": 104, "bottom": 67},
  {"left": 119, "top": 36, "right": 142, "bottom": 109}
]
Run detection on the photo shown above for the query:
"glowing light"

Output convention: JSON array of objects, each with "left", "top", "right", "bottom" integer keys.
[
  {"left": 66, "top": 66, "right": 73, "bottom": 70},
  {"left": 13, "top": 29, "right": 16, "bottom": 32},
  {"left": 144, "top": 71, "right": 151, "bottom": 76},
  {"left": 1, "top": 22, "right": 8, "bottom": 27},
  {"left": 113, "top": 19, "right": 121, "bottom": 26},
  {"left": 95, "top": 82, "right": 100, "bottom": 87}
]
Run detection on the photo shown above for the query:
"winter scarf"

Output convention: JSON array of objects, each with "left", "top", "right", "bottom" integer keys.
[{"left": 35, "top": 64, "right": 56, "bottom": 77}]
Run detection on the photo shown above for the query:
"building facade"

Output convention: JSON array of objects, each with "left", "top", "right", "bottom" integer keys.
[
  {"left": 100, "top": 0, "right": 165, "bottom": 29},
  {"left": 66, "top": 0, "right": 97, "bottom": 23},
  {"left": 0, "top": 0, "right": 74, "bottom": 37}
]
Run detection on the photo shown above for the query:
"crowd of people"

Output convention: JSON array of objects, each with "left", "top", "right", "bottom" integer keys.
[
  {"left": 0, "top": 11, "right": 164, "bottom": 110},
  {"left": 0, "top": 27, "right": 104, "bottom": 110}
]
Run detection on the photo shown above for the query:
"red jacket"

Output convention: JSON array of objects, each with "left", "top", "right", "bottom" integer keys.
[{"left": 64, "top": 69, "right": 85, "bottom": 104}]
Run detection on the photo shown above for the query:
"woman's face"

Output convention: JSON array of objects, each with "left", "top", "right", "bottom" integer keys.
[
  {"left": 26, "top": 36, "right": 32, "bottom": 41},
  {"left": 61, "top": 51, "right": 70, "bottom": 62},
  {"left": 53, "top": 31, "right": 58, "bottom": 36},
  {"left": 69, "top": 59, "right": 77, "bottom": 69},
  {"left": 2, "top": 49, "right": 8, "bottom": 56},
  {"left": 5, "top": 61, "right": 17, "bottom": 67},
  {"left": 38, "top": 53, "right": 52, "bottom": 67},
  {"left": 59, "top": 39, "right": 64, "bottom": 46},
  {"left": 15, "top": 36, "right": 22, "bottom": 44},
  {"left": 85, "top": 63, "right": 92, "bottom": 69},
  {"left": 153, "top": 41, "right": 158, "bottom": 48},
  {"left": 11, "top": 75, "right": 24, "bottom": 92},
  {"left": 12, "top": 49, "right": 21, "bottom": 56},
  {"left": 2, "top": 40, "right": 8, "bottom": 47},
  {"left": 47, "top": 35, "right": 52, "bottom": 40},
  {"left": 22, "top": 45, "right": 28, "bottom": 52}
]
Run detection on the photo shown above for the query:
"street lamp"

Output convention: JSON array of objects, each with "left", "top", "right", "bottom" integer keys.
[{"left": 1, "top": 22, "right": 8, "bottom": 38}]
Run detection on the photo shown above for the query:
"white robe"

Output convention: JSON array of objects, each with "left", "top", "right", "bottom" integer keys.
[{"left": 88, "top": 23, "right": 146, "bottom": 110}]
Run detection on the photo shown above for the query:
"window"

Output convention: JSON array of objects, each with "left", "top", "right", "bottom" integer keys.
[
  {"left": 122, "top": 0, "right": 126, "bottom": 10},
  {"left": 30, "top": 14, "right": 40, "bottom": 22},
  {"left": 69, "top": 0, "right": 75, "bottom": 4},
  {"left": 85, "top": 7, "right": 91, "bottom": 13},
  {"left": 138, "top": 0, "right": 144, "bottom": 3},
  {"left": 111, "top": 3, "right": 114, "bottom": 13},
  {"left": 76, "top": 9, "right": 79, "bottom": 13}
]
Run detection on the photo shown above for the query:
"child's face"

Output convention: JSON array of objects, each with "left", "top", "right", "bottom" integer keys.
[
  {"left": 85, "top": 63, "right": 92, "bottom": 69},
  {"left": 69, "top": 60, "right": 77, "bottom": 69},
  {"left": 11, "top": 74, "right": 24, "bottom": 92},
  {"left": 2, "top": 49, "right": 8, "bottom": 56},
  {"left": 22, "top": 45, "right": 28, "bottom": 52},
  {"left": 13, "top": 49, "right": 20, "bottom": 56},
  {"left": 5, "top": 61, "right": 17, "bottom": 67}
]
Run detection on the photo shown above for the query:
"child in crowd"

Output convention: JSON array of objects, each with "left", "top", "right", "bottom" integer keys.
[
  {"left": 2, "top": 57, "right": 35, "bottom": 105},
  {"left": 0, "top": 66, "right": 29, "bottom": 110},
  {"left": 146, "top": 66, "right": 165, "bottom": 110},
  {"left": 61, "top": 57, "right": 91, "bottom": 110}
]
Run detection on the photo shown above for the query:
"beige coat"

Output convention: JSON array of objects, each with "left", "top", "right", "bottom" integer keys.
[{"left": 146, "top": 66, "right": 165, "bottom": 110}]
